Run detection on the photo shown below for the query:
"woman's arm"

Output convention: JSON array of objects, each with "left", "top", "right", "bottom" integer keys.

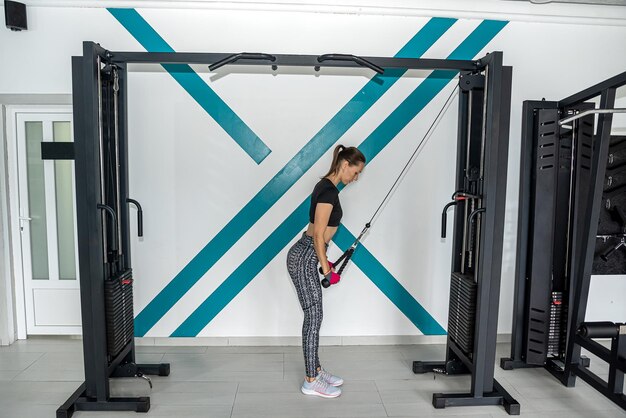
[{"left": 313, "top": 203, "right": 334, "bottom": 275}]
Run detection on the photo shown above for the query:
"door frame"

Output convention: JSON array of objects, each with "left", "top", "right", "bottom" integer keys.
[{"left": 6, "top": 105, "right": 75, "bottom": 339}]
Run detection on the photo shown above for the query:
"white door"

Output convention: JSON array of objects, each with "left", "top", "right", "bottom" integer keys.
[{"left": 14, "top": 111, "right": 81, "bottom": 335}]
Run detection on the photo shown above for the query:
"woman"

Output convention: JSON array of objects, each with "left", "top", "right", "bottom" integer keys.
[{"left": 287, "top": 144, "right": 366, "bottom": 398}]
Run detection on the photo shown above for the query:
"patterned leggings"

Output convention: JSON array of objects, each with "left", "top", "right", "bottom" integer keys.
[{"left": 287, "top": 233, "right": 323, "bottom": 378}]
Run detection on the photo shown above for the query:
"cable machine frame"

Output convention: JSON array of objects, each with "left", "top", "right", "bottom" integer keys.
[{"left": 56, "top": 41, "right": 513, "bottom": 416}]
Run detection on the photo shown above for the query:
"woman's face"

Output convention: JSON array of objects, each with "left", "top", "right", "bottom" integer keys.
[{"left": 340, "top": 161, "right": 364, "bottom": 185}]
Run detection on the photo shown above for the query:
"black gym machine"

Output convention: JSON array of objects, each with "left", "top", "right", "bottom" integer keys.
[
  {"left": 500, "top": 71, "right": 626, "bottom": 410},
  {"left": 50, "top": 41, "right": 515, "bottom": 415},
  {"left": 50, "top": 42, "right": 171, "bottom": 418},
  {"left": 413, "top": 53, "right": 519, "bottom": 414}
]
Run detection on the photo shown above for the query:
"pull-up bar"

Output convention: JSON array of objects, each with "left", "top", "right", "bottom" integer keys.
[{"left": 107, "top": 50, "right": 483, "bottom": 72}]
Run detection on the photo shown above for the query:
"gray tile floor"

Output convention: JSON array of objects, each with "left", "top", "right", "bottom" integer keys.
[{"left": 0, "top": 338, "right": 624, "bottom": 418}]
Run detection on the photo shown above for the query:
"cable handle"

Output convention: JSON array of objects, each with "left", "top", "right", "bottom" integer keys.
[
  {"left": 468, "top": 208, "right": 486, "bottom": 226},
  {"left": 127, "top": 198, "right": 143, "bottom": 237},
  {"left": 322, "top": 222, "right": 370, "bottom": 277},
  {"left": 441, "top": 201, "right": 457, "bottom": 239},
  {"left": 97, "top": 204, "right": 118, "bottom": 253},
  {"left": 336, "top": 249, "right": 354, "bottom": 275},
  {"left": 441, "top": 193, "right": 479, "bottom": 238}
]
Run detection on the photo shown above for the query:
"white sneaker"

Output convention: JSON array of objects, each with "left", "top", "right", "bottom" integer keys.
[
  {"left": 318, "top": 368, "right": 344, "bottom": 387},
  {"left": 301, "top": 376, "right": 342, "bottom": 398}
]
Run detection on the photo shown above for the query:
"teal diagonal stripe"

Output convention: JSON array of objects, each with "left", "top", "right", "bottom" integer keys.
[
  {"left": 134, "top": 17, "right": 458, "bottom": 336},
  {"left": 332, "top": 225, "right": 446, "bottom": 335},
  {"left": 172, "top": 199, "right": 444, "bottom": 336},
  {"left": 358, "top": 20, "right": 509, "bottom": 163},
  {"left": 171, "top": 20, "right": 508, "bottom": 337},
  {"left": 108, "top": 8, "right": 271, "bottom": 164}
]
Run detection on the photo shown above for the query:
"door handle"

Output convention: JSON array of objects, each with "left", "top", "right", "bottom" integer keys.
[{"left": 19, "top": 216, "right": 32, "bottom": 231}]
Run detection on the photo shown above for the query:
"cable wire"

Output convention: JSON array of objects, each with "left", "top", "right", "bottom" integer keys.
[{"left": 366, "top": 84, "right": 459, "bottom": 227}]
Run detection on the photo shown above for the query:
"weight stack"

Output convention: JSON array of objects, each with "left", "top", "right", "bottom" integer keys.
[
  {"left": 104, "top": 269, "right": 135, "bottom": 359},
  {"left": 448, "top": 273, "right": 477, "bottom": 354},
  {"left": 547, "top": 292, "right": 563, "bottom": 357}
]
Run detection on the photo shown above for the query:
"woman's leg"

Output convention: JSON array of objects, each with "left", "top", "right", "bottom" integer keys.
[
  {"left": 302, "top": 288, "right": 323, "bottom": 378},
  {"left": 287, "top": 236, "right": 323, "bottom": 379}
]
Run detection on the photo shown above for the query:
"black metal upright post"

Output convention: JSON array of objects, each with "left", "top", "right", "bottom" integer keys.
[
  {"left": 563, "top": 87, "right": 616, "bottom": 380},
  {"left": 502, "top": 102, "right": 534, "bottom": 370},
  {"left": 471, "top": 53, "right": 507, "bottom": 396},
  {"left": 117, "top": 62, "right": 131, "bottom": 274},
  {"left": 501, "top": 100, "right": 560, "bottom": 370},
  {"left": 78, "top": 42, "right": 111, "bottom": 401}
]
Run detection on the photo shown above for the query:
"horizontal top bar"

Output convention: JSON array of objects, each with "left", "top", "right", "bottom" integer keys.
[
  {"left": 559, "top": 70, "right": 626, "bottom": 108},
  {"left": 106, "top": 51, "right": 483, "bottom": 71}
]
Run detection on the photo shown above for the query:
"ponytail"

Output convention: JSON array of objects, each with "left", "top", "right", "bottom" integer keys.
[{"left": 323, "top": 144, "right": 366, "bottom": 178}]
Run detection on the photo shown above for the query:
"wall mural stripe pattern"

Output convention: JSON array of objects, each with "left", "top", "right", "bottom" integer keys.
[{"left": 107, "top": 9, "right": 507, "bottom": 337}]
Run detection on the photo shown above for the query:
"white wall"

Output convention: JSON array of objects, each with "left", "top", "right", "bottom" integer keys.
[
  {"left": 0, "top": 105, "right": 14, "bottom": 345},
  {"left": 1, "top": 0, "right": 625, "bottom": 340}
]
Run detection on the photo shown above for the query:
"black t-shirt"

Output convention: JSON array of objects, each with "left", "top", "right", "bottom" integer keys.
[{"left": 309, "top": 178, "right": 342, "bottom": 227}]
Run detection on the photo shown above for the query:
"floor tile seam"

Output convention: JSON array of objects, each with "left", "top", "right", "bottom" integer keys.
[
  {"left": 11, "top": 375, "right": 84, "bottom": 384},
  {"left": 499, "top": 373, "right": 565, "bottom": 389},
  {"left": 163, "top": 353, "right": 285, "bottom": 360},
  {"left": 5, "top": 351, "right": 47, "bottom": 375},
  {"left": 230, "top": 382, "right": 239, "bottom": 418},
  {"left": 0, "top": 350, "right": 44, "bottom": 360},
  {"left": 0, "top": 398, "right": 66, "bottom": 406},
  {"left": 373, "top": 379, "right": 393, "bottom": 417},
  {"left": 9, "top": 352, "right": 50, "bottom": 381},
  {"left": 515, "top": 390, "right": 618, "bottom": 401}
]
